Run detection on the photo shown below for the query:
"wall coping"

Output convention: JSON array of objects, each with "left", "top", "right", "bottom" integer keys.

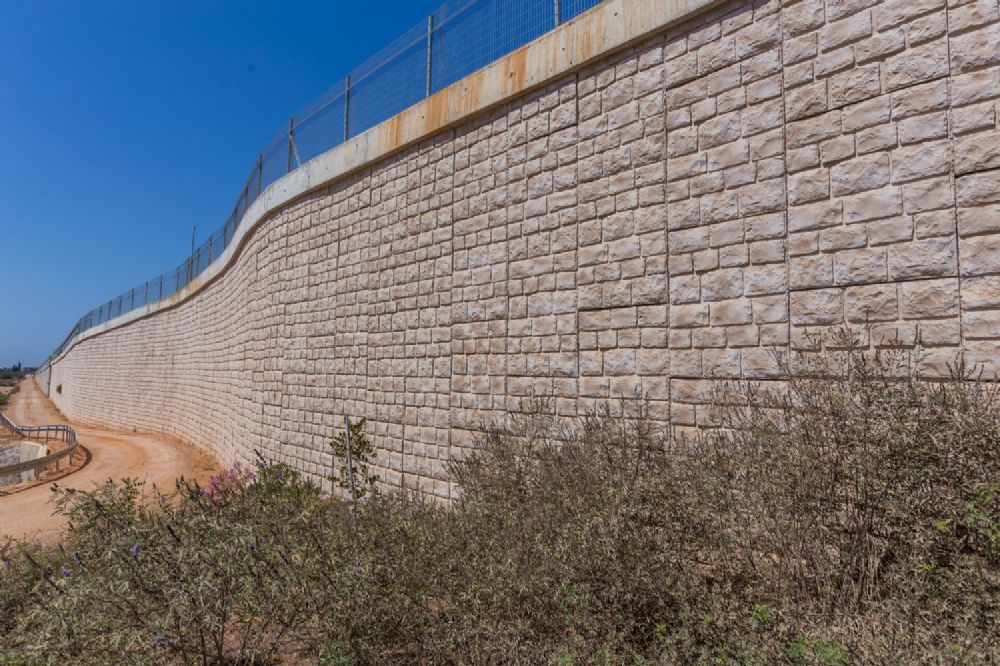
[{"left": 44, "top": 0, "right": 721, "bottom": 368}]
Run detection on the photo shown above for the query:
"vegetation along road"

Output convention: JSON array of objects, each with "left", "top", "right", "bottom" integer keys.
[{"left": 0, "top": 377, "right": 218, "bottom": 543}]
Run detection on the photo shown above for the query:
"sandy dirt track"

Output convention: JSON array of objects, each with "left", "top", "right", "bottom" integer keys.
[{"left": 0, "top": 378, "right": 219, "bottom": 543}]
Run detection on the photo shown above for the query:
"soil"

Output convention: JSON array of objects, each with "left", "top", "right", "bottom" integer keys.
[{"left": 0, "top": 378, "right": 219, "bottom": 544}]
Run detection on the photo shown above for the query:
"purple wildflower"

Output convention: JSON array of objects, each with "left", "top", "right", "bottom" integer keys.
[{"left": 131, "top": 544, "right": 141, "bottom": 558}]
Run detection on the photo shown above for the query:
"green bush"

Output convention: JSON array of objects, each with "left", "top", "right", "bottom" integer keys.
[
  {"left": 0, "top": 344, "right": 997, "bottom": 664},
  {"left": 0, "top": 383, "right": 20, "bottom": 407},
  {"left": 0, "top": 364, "right": 25, "bottom": 385}
]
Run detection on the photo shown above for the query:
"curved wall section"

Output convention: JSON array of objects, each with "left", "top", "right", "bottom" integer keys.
[{"left": 44, "top": 0, "right": 1000, "bottom": 497}]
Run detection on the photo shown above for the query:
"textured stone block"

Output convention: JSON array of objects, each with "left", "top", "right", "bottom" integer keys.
[
  {"left": 790, "top": 254, "right": 834, "bottom": 288},
  {"left": 891, "top": 140, "right": 952, "bottom": 183},
  {"left": 845, "top": 283, "right": 897, "bottom": 322},
  {"left": 885, "top": 39, "right": 950, "bottom": 91},
  {"left": 949, "top": 24, "right": 1000, "bottom": 73},
  {"left": 791, "top": 289, "right": 844, "bottom": 325},
  {"left": 834, "top": 248, "right": 887, "bottom": 285},
  {"left": 963, "top": 276, "right": 1000, "bottom": 309},
  {"left": 955, "top": 131, "right": 1000, "bottom": 176},
  {"left": 40, "top": 0, "right": 1000, "bottom": 499},
  {"left": 963, "top": 310, "right": 1000, "bottom": 340},
  {"left": 789, "top": 201, "right": 843, "bottom": 232},
  {"left": 956, "top": 170, "right": 1000, "bottom": 207},
  {"left": 898, "top": 279, "right": 960, "bottom": 319},
  {"left": 960, "top": 235, "right": 1000, "bottom": 276},
  {"left": 831, "top": 153, "right": 890, "bottom": 196},
  {"left": 888, "top": 238, "right": 957, "bottom": 280}
]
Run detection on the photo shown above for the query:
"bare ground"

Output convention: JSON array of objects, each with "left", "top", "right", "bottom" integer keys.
[{"left": 0, "top": 378, "right": 219, "bottom": 544}]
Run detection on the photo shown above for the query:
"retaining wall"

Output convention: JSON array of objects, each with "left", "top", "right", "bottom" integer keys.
[
  {"left": 43, "top": 0, "right": 1000, "bottom": 496},
  {"left": 0, "top": 442, "right": 48, "bottom": 487}
]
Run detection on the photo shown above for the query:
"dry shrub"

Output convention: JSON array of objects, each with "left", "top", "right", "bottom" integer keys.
[
  {"left": 442, "top": 342, "right": 999, "bottom": 663},
  {"left": 0, "top": 342, "right": 997, "bottom": 664},
  {"left": 680, "top": 342, "right": 1000, "bottom": 662}
]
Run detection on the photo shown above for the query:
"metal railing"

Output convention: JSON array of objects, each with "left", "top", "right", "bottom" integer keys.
[
  {"left": 42, "top": 0, "right": 605, "bottom": 368},
  {"left": 0, "top": 412, "right": 79, "bottom": 479}
]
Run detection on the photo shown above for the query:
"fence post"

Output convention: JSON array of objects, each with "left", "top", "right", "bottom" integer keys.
[
  {"left": 426, "top": 15, "right": 434, "bottom": 97},
  {"left": 286, "top": 118, "right": 295, "bottom": 174},
  {"left": 554, "top": 0, "right": 562, "bottom": 25},
  {"left": 344, "top": 76, "right": 351, "bottom": 141},
  {"left": 257, "top": 152, "right": 263, "bottom": 196}
]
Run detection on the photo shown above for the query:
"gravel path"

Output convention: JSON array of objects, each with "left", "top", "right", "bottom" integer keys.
[{"left": 0, "top": 377, "right": 219, "bottom": 544}]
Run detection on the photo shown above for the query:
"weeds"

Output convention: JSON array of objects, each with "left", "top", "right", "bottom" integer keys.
[
  {"left": 0, "top": 384, "right": 18, "bottom": 408},
  {"left": 0, "top": 344, "right": 997, "bottom": 664}
]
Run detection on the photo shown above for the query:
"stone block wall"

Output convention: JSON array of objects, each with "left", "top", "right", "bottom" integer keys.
[{"left": 46, "top": 0, "right": 1000, "bottom": 496}]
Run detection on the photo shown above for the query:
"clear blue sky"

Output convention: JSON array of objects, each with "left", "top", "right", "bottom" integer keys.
[{"left": 0, "top": 0, "right": 437, "bottom": 367}]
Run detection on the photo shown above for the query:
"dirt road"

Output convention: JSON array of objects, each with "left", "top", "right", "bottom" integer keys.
[{"left": 0, "top": 378, "right": 219, "bottom": 543}]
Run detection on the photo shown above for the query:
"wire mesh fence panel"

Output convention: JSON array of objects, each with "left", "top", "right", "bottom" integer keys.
[
  {"left": 162, "top": 271, "right": 178, "bottom": 300},
  {"left": 347, "top": 21, "right": 428, "bottom": 139},
  {"left": 237, "top": 160, "right": 263, "bottom": 212},
  {"left": 44, "top": 0, "right": 610, "bottom": 366},
  {"left": 190, "top": 256, "right": 198, "bottom": 286},
  {"left": 193, "top": 244, "right": 205, "bottom": 275},
  {"left": 211, "top": 228, "right": 225, "bottom": 263},
  {"left": 294, "top": 81, "right": 347, "bottom": 164},
  {"left": 260, "top": 130, "right": 291, "bottom": 193},
  {"left": 134, "top": 285, "right": 147, "bottom": 310},
  {"left": 430, "top": 0, "right": 553, "bottom": 93},
  {"left": 230, "top": 192, "right": 246, "bottom": 232},
  {"left": 561, "top": 0, "right": 604, "bottom": 21},
  {"left": 207, "top": 237, "right": 216, "bottom": 268}
]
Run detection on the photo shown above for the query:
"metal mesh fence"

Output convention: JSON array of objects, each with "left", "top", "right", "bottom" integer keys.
[
  {"left": 431, "top": 0, "right": 552, "bottom": 91},
  {"left": 348, "top": 22, "right": 428, "bottom": 138},
  {"left": 294, "top": 81, "right": 347, "bottom": 164},
  {"left": 562, "top": 0, "right": 605, "bottom": 21},
  {"left": 44, "top": 0, "right": 608, "bottom": 365}
]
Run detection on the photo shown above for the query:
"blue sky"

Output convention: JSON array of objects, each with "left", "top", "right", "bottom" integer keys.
[{"left": 0, "top": 0, "right": 438, "bottom": 367}]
